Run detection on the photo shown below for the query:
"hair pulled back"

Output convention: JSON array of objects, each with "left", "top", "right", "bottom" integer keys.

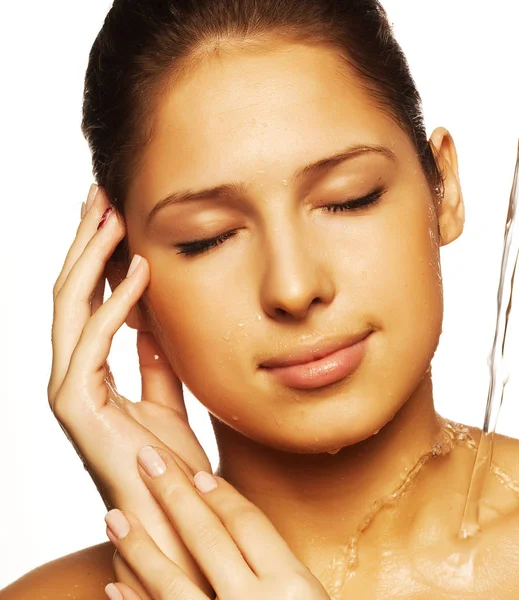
[{"left": 82, "top": 0, "right": 444, "bottom": 231}]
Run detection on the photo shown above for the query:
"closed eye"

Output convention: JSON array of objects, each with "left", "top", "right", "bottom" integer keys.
[
  {"left": 176, "top": 230, "right": 238, "bottom": 257},
  {"left": 323, "top": 187, "right": 385, "bottom": 213},
  {"left": 176, "top": 187, "right": 385, "bottom": 257}
]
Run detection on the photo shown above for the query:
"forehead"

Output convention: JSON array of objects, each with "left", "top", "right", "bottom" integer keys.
[{"left": 133, "top": 43, "right": 406, "bottom": 200}]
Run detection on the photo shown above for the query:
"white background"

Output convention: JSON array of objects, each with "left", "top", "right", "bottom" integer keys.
[{"left": 2, "top": 0, "right": 519, "bottom": 589}]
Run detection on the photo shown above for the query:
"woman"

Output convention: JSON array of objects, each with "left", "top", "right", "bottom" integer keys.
[{"left": 3, "top": 0, "right": 519, "bottom": 598}]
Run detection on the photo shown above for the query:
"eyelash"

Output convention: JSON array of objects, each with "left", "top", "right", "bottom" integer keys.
[{"left": 175, "top": 187, "right": 385, "bottom": 257}]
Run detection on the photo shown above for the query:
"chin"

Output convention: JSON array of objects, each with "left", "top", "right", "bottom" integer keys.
[{"left": 241, "top": 401, "right": 402, "bottom": 455}]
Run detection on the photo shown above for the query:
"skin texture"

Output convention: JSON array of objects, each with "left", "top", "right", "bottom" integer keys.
[
  {"left": 121, "top": 40, "right": 467, "bottom": 583},
  {"left": 4, "top": 41, "right": 519, "bottom": 599}
]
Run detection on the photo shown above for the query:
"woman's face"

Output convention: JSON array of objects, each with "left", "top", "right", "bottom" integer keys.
[{"left": 125, "top": 42, "right": 453, "bottom": 452}]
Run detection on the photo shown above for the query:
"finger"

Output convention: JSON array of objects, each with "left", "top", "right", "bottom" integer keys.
[
  {"left": 106, "top": 582, "right": 145, "bottom": 600},
  {"left": 136, "top": 446, "right": 256, "bottom": 597},
  {"left": 52, "top": 184, "right": 105, "bottom": 299},
  {"left": 52, "top": 255, "right": 149, "bottom": 418},
  {"left": 113, "top": 551, "right": 153, "bottom": 600},
  {"left": 49, "top": 209, "right": 127, "bottom": 403},
  {"left": 192, "top": 472, "right": 304, "bottom": 577},
  {"left": 91, "top": 276, "right": 107, "bottom": 315},
  {"left": 105, "top": 509, "right": 209, "bottom": 600},
  {"left": 138, "top": 331, "right": 187, "bottom": 416}
]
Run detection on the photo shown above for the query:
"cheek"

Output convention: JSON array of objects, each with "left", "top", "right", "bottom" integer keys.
[
  {"left": 145, "top": 264, "right": 255, "bottom": 398},
  {"left": 358, "top": 201, "right": 443, "bottom": 367}
]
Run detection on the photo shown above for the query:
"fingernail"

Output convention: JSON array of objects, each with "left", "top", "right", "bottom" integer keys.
[
  {"left": 138, "top": 446, "right": 167, "bottom": 478},
  {"left": 97, "top": 206, "right": 113, "bottom": 230},
  {"left": 80, "top": 202, "right": 87, "bottom": 219},
  {"left": 105, "top": 583, "right": 123, "bottom": 600},
  {"left": 194, "top": 471, "right": 218, "bottom": 493},
  {"left": 86, "top": 183, "right": 99, "bottom": 212},
  {"left": 105, "top": 509, "right": 130, "bottom": 540},
  {"left": 126, "top": 254, "right": 142, "bottom": 278}
]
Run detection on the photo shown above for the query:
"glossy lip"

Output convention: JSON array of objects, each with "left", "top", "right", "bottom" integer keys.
[
  {"left": 260, "top": 331, "right": 372, "bottom": 390},
  {"left": 259, "top": 330, "right": 372, "bottom": 369}
]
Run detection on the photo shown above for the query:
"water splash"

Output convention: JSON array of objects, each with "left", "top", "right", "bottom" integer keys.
[
  {"left": 319, "top": 419, "right": 519, "bottom": 599},
  {"left": 459, "top": 139, "right": 519, "bottom": 539},
  {"left": 321, "top": 419, "right": 459, "bottom": 594}
]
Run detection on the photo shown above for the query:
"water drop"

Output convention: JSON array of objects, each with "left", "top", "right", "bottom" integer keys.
[
  {"left": 231, "top": 415, "right": 239, "bottom": 421},
  {"left": 282, "top": 179, "right": 288, "bottom": 186}
]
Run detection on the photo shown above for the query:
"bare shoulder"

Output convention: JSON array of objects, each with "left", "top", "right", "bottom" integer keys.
[
  {"left": 464, "top": 425, "right": 519, "bottom": 516},
  {"left": 0, "top": 542, "right": 114, "bottom": 600},
  {"left": 491, "top": 430, "right": 519, "bottom": 483},
  {"left": 466, "top": 425, "right": 519, "bottom": 474}
]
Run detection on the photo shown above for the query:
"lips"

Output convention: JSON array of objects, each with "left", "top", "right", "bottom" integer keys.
[
  {"left": 259, "top": 331, "right": 372, "bottom": 390},
  {"left": 260, "top": 330, "right": 371, "bottom": 369}
]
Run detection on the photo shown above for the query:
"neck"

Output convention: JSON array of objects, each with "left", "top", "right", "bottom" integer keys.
[{"left": 212, "top": 370, "right": 443, "bottom": 561}]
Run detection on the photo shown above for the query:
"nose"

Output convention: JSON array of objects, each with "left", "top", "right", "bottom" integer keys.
[{"left": 259, "top": 222, "right": 336, "bottom": 321}]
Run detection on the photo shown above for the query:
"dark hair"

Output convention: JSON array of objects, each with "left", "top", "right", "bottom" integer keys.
[{"left": 82, "top": 0, "right": 444, "bottom": 262}]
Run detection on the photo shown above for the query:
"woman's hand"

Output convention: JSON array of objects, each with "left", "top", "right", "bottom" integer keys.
[
  {"left": 47, "top": 184, "right": 213, "bottom": 598},
  {"left": 103, "top": 445, "right": 331, "bottom": 600}
]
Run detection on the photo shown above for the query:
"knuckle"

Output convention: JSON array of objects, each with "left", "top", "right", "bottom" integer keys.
[
  {"left": 52, "top": 280, "right": 61, "bottom": 300},
  {"left": 124, "top": 535, "right": 147, "bottom": 558},
  {"left": 160, "top": 479, "right": 186, "bottom": 505},
  {"left": 162, "top": 574, "right": 189, "bottom": 600},
  {"left": 194, "top": 523, "right": 222, "bottom": 553},
  {"left": 51, "top": 387, "right": 75, "bottom": 424},
  {"left": 51, "top": 390, "right": 66, "bottom": 419},
  {"left": 228, "top": 505, "right": 257, "bottom": 531},
  {"left": 282, "top": 571, "right": 318, "bottom": 600}
]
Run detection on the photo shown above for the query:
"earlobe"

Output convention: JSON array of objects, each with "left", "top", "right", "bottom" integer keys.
[
  {"left": 429, "top": 127, "right": 465, "bottom": 246},
  {"left": 125, "top": 302, "right": 152, "bottom": 331}
]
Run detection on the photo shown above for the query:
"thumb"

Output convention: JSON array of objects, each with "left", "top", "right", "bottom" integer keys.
[{"left": 137, "top": 330, "right": 187, "bottom": 417}]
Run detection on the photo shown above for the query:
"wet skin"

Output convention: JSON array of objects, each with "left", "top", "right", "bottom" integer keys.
[
  {"left": 118, "top": 41, "right": 519, "bottom": 597},
  {"left": 5, "top": 40, "right": 519, "bottom": 599}
]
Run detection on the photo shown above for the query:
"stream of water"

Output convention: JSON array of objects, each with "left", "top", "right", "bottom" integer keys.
[{"left": 458, "top": 139, "right": 519, "bottom": 539}]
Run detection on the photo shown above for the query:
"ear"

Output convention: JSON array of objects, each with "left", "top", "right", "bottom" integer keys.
[
  {"left": 105, "top": 259, "right": 152, "bottom": 331},
  {"left": 429, "top": 127, "right": 465, "bottom": 246}
]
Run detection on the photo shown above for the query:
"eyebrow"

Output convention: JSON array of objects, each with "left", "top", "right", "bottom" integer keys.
[{"left": 146, "top": 143, "right": 396, "bottom": 227}]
